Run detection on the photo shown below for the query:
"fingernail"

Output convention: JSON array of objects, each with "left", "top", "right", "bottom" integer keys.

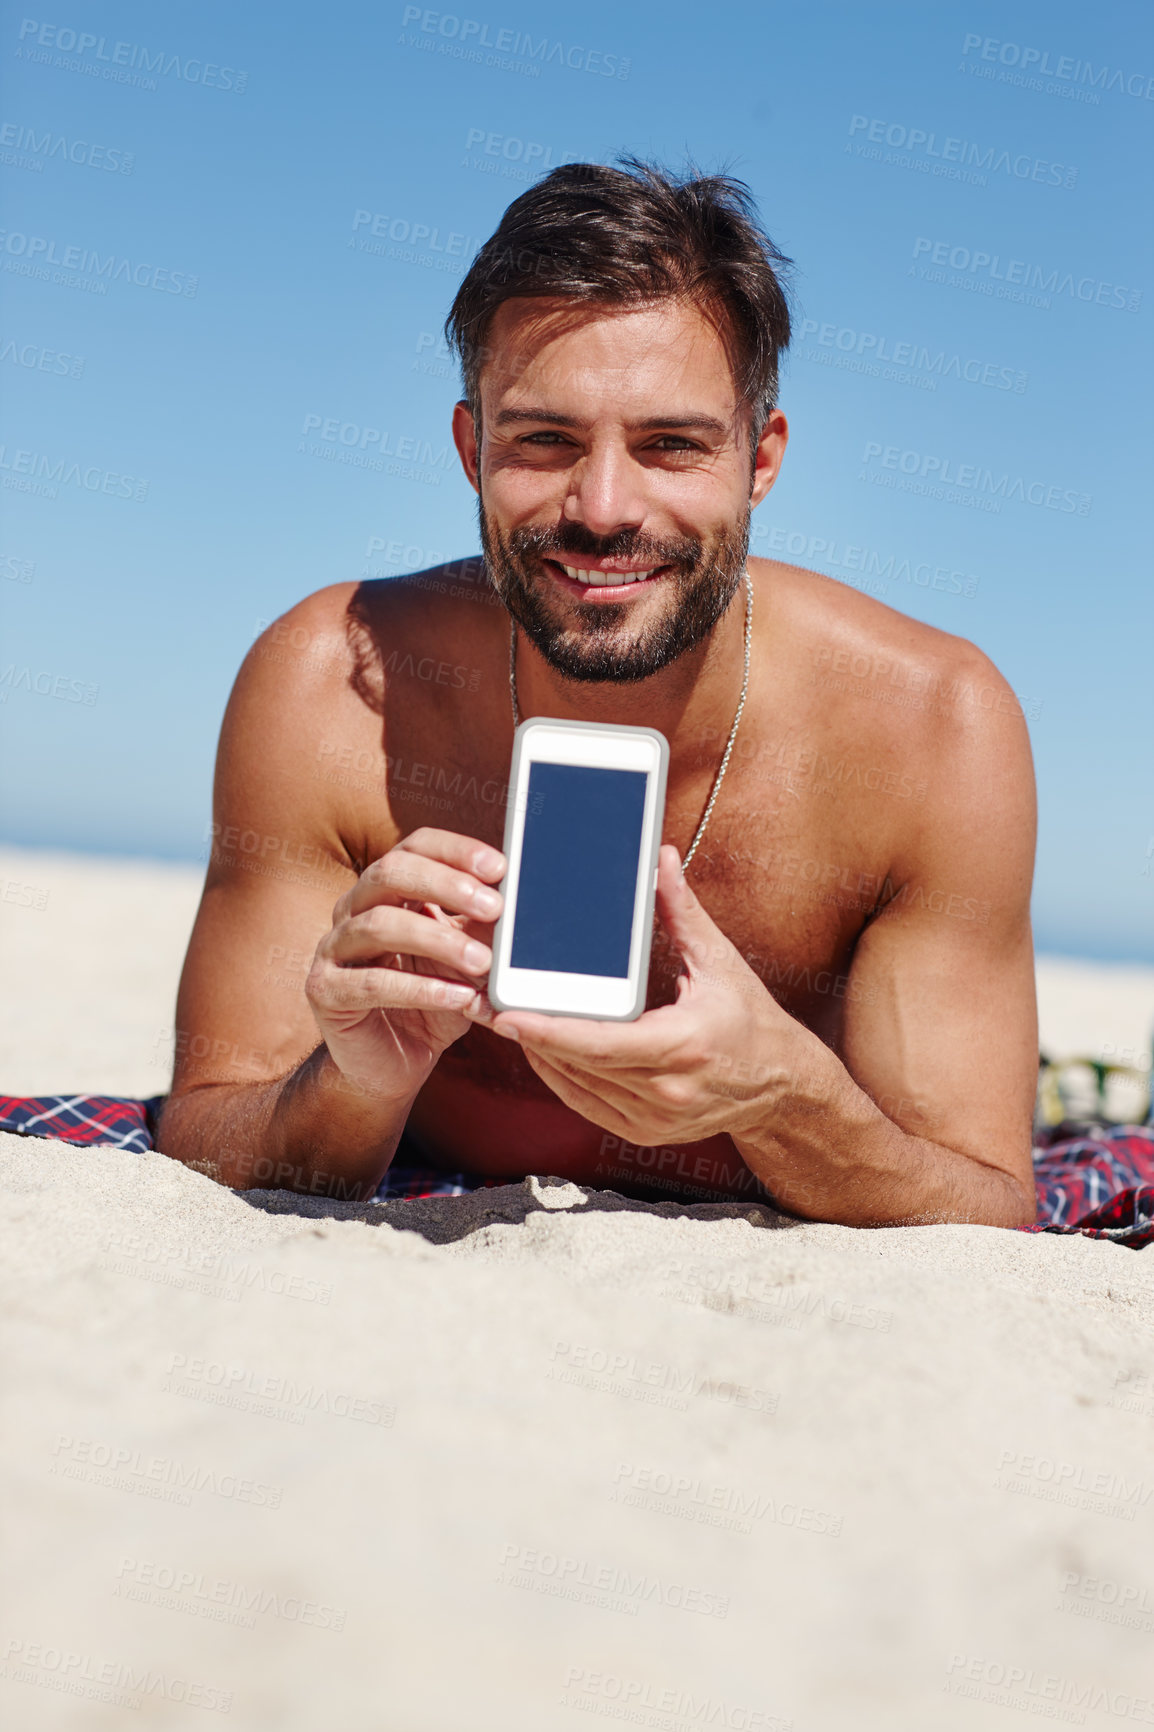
[
  {"left": 494, "top": 1024, "right": 520, "bottom": 1042},
  {"left": 463, "top": 940, "right": 490, "bottom": 971},
  {"left": 472, "top": 886, "right": 502, "bottom": 916}
]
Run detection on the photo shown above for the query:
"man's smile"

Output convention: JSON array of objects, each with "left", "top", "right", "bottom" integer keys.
[{"left": 541, "top": 556, "right": 676, "bottom": 599}]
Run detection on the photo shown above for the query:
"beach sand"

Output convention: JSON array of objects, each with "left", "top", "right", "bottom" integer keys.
[{"left": 2, "top": 845, "right": 1153, "bottom": 1730}]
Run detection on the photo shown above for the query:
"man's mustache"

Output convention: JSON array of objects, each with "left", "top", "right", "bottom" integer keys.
[{"left": 508, "top": 525, "right": 703, "bottom": 569}]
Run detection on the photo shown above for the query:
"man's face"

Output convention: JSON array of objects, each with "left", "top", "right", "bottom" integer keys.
[{"left": 452, "top": 297, "right": 785, "bottom": 683}]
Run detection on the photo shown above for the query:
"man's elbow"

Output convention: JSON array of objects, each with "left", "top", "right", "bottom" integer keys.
[
  {"left": 966, "top": 1165, "right": 1036, "bottom": 1230},
  {"left": 998, "top": 1174, "right": 1038, "bottom": 1230}
]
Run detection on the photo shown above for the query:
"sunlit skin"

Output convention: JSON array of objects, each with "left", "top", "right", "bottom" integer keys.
[{"left": 160, "top": 293, "right": 1040, "bottom": 1228}]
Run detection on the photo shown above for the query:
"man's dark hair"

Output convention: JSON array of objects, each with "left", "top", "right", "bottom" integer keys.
[{"left": 444, "top": 156, "right": 792, "bottom": 456}]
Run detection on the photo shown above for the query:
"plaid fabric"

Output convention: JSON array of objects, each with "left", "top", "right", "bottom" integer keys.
[
  {"left": 0, "top": 1093, "right": 501, "bottom": 1200},
  {"left": 2, "top": 1092, "right": 1153, "bottom": 1240},
  {"left": 1021, "top": 1125, "right": 1154, "bottom": 1248},
  {"left": 0, "top": 1092, "right": 165, "bottom": 1155}
]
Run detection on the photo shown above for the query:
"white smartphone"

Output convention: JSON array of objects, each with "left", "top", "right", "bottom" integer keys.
[{"left": 489, "top": 718, "right": 670, "bottom": 1020}]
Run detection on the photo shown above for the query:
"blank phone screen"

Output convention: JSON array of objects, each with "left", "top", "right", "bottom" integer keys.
[{"left": 509, "top": 761, "right": 648, "bottom": 978}]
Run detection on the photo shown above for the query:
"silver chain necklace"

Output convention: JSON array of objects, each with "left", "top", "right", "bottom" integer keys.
[{"left": 509, "top": 568, "right": 753, "bottom": 873}]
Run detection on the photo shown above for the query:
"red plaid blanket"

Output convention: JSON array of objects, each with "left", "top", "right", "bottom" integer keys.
[{"left": 1, "top": 1093, "right": 1152, "bottom": 1246}]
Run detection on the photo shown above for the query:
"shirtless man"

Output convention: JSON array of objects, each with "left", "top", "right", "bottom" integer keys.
[{"left": 159, "top": 160, "right": 1038, "bottom": 1228}]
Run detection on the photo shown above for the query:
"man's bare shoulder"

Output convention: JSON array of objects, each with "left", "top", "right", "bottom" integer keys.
[
  {"left": 751, "top": 554, "right": 1024, "bottom": 743},
  {"left": 750, "top": 556, "right": 1035, "bottom": 902},
  {"left": 348, "top": 558, "right": 504, "bottom": 635},
  {"left": 243, "top": 581, "right": 361, "bottom": 695},
  {"left": 239, "top": 560, "right": 501, "bottom": 704}
]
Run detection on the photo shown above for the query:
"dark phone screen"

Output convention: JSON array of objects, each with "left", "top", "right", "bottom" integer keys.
[{"left": 509, "top": 761, "right": 648, "bottom": 978}]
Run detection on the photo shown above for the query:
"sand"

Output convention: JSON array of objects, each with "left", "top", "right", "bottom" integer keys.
[{"left": 2, "top": 845, "right": 1153, "bottom": 1730}]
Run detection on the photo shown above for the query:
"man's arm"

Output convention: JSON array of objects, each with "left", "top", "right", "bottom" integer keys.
[
  {"left": 744, "top": 645, "right": 1038, "bottom": 1226},
  {"left": 158, "top": 586, "right": 402, "bottom": 1197},
  {"left": 157, "top": 587, "right": 501, "bottom": 1198},
  {"left": 487, "top": 649, "right": 1038, "bottom": 1228}
]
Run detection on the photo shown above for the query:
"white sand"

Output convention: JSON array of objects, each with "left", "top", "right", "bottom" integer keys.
[{"left": 2, "top": 845, "right": 1153, "bottom": 1730}]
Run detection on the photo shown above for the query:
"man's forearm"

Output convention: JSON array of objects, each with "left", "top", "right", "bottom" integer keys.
[
  {"left": 731, "top": 1047, "right": 1035, "bottom": 1229},
  {"left": 157, "top": 1045, "right": 417, "bottom": 1198}
]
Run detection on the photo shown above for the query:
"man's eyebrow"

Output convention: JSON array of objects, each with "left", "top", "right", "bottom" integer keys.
[{"left": 492, "top": 407, "right": 731, "bottom": 436}]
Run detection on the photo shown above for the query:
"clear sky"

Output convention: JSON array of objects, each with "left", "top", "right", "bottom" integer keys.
[{"left": 1, "top": 0, "right": 1151, "bottom": 960}]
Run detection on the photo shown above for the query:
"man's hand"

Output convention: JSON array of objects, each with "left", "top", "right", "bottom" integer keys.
[
  {"left": 306, "top": 828, "right": 505, "bottom": 1101},
  {"left": 487, "top": 845, "right": 819, "bottom": 1146}
]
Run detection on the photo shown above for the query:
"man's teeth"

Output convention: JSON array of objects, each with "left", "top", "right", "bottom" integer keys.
[{"left": 558, "top": 563, "right": 660, "bottom": 586}]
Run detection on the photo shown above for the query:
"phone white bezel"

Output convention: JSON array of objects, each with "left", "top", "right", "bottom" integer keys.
[{"left": 489, "top": 718, "right": 669, "bottom": 1021}]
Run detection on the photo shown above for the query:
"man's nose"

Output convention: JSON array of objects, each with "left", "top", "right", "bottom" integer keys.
[{"left": 561, "top": 444, "right": 647, "bottom": 537}]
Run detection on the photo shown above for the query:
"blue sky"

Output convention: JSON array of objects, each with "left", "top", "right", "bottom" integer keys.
[{"left": 1, "top": 0, "right": 1151, "bottom": 959}]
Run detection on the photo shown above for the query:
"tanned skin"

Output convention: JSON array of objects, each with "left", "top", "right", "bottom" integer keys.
[{"left": 159, "top": 297, "right": 1038, "bottom": 1227}]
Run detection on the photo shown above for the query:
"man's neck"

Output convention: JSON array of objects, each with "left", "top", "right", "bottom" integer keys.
[{"left": 510, "top": 576, "right": 750, "bottom": 781}]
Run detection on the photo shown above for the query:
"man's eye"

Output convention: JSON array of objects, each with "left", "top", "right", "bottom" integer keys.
[
  {"left": 653, "top": 437, "right": 700, "bottom": 452},
  {"left": 522, "top": 432, "right": 569, "bottom": 446}
]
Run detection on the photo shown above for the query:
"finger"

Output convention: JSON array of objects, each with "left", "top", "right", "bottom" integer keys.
[
  {"left": 327, "top": 905, "right": 491, "bottom": 978},
  {"left": 343, "top": 846, "right": 504, "bottom": 925},
  {"left": 397, "top": 829, "right": 506, "bottom": 881},
  {"left": 522, "top": 1051, "right": 634, "bottom": 1135},
  {"left": 522, "top": 1044, "right": 647, "bottom": 1111},
  {"left": 654, "top": 844, "right": 740, "bottom": 983},
  {"left": 308, "top": 962, "right": 480, "bottom": 1016},
  {"left": 490, "top": 1002, "right": 693, "bottom": 1070}
]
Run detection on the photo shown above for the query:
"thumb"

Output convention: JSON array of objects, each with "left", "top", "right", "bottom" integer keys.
[{"left": 654, "top": 844, "right": 726, "bottom": 980}]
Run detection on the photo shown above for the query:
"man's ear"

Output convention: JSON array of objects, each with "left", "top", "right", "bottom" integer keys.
[
  {"left": 452, "top": 401, "right": 480, "bottom": 494},
  {"left": 750, "top": 408, "right": 789, "bottom": 509}
]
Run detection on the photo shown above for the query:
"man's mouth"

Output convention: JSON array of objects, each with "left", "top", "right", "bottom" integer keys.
[{"left": 542, "top": 557, "right": 675, "bottom": 593}]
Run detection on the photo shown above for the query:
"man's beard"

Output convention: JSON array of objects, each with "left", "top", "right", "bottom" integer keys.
[{"left": 478, "top": 496, "right": 751, "bottom": 683}]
